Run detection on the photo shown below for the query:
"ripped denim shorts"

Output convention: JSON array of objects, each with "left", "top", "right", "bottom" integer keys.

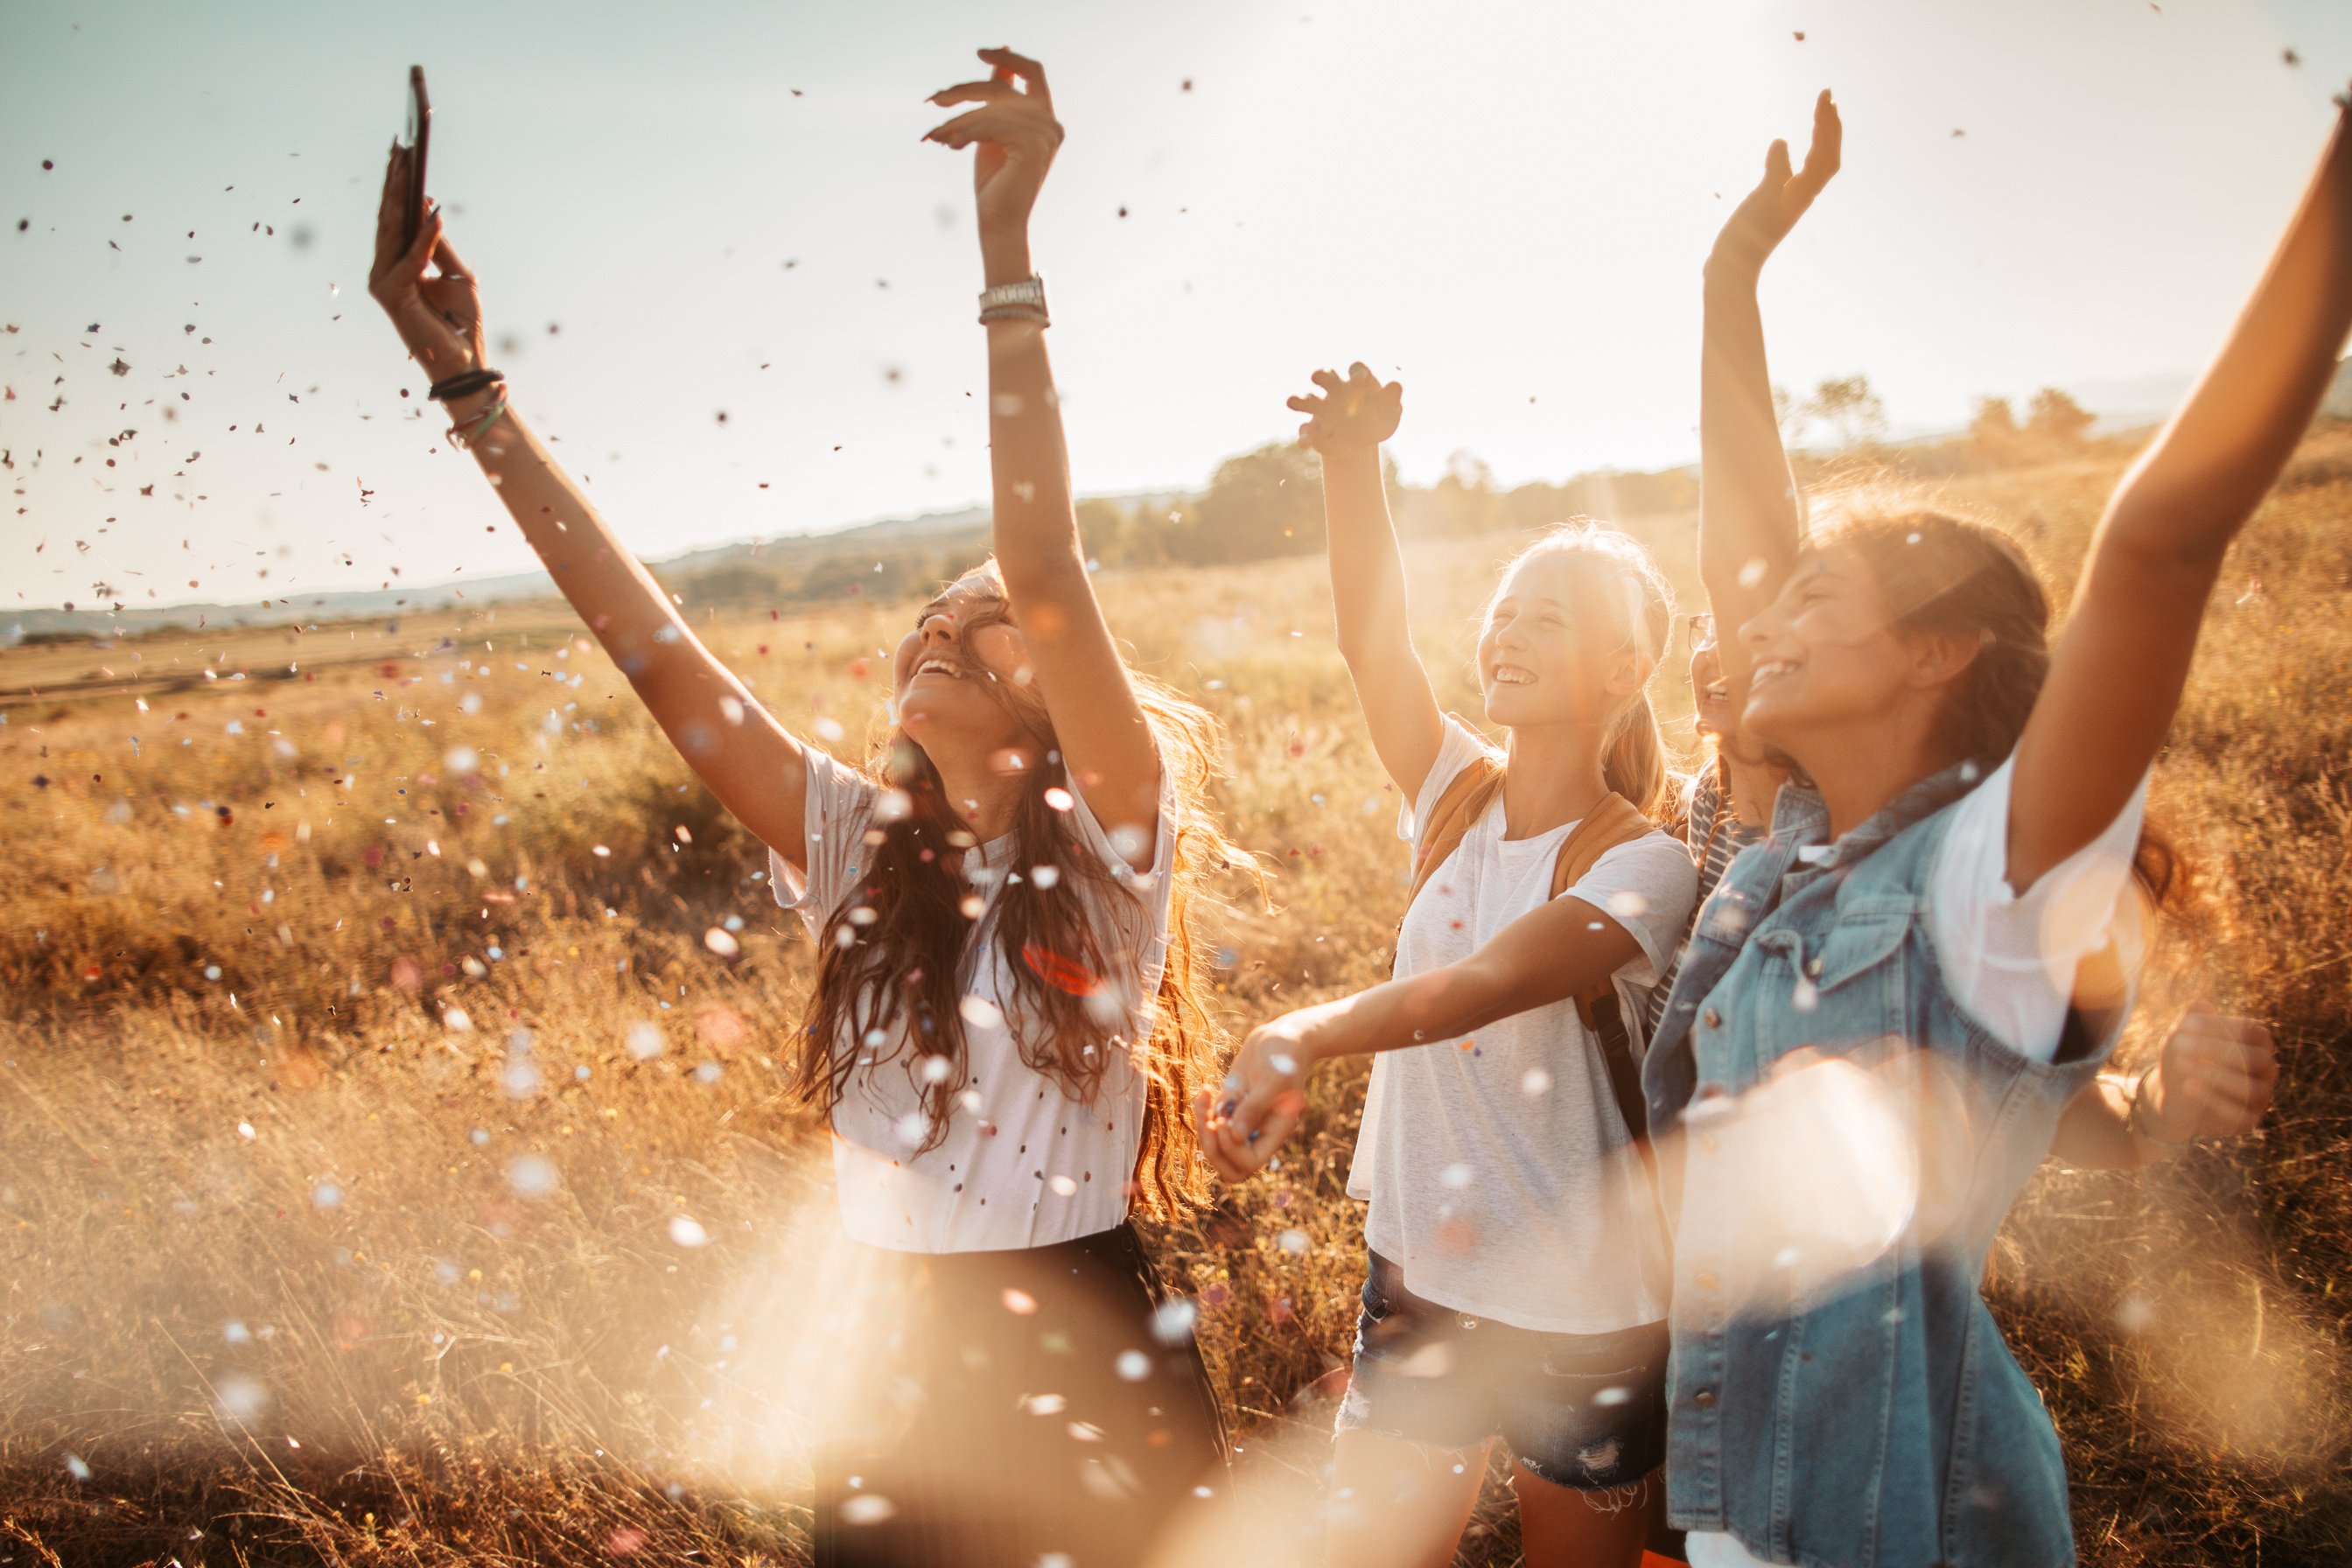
[{"left": 1334, "top": 1250, "right": 1669, "bottom": 1492}]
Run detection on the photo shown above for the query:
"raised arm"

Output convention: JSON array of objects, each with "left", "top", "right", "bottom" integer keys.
[
  {"left": 1196, "top": 892, "right": 1642, "bottom": 1181},
  {"left": 1287, "top": 364, "right": 1446, "bottom": 800},
  {"left": 1698, "top": 91, "right": 1842, "bottom": 698},
  {"left": 367, "top": 148, "right": 809, "bottom": 865},
  {"left": 925, "top": 49, "right": 1158, "bottom": 864},
  {"left": 2010, "top": 93, "right": 2352, "bottom": 892}
]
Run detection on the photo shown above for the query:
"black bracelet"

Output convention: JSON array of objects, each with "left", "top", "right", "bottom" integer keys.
[{"left": 427, "top": 368, "right": 504, "bottom": 402}]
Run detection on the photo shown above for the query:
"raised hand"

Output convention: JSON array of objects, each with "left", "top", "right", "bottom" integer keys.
[
  {"left": 1289, "top": 362, "right": 1404, "bottom": 457},
  {"left": 1709, "top": 88, "right": 1842, "bottom": 283},
  {"left": 2138, "top": 1005, "right": 2279, "bottom": 1144},
  {"left": 924, "top": 46, "right": 1064, "bottom": 249},
  {"left": 1194, "top": 1006, "right": 1326, "bottom": 1183},
  {"left": 366, "top": 144, "right": 484, "bottom": 384}
]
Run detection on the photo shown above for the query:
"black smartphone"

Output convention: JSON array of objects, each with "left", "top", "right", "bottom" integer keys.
[{"left": 401, "top": 66, "right": 431, "bottom": 252}]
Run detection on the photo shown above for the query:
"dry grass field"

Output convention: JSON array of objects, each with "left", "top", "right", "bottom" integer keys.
[{"left": 4, "top": 432, "right": 2350, "bottom": 1565}]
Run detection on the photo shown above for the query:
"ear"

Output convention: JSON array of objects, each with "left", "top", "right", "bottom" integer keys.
[
  {"left": 1900, "top": 626, "right": 1984, "bottom": 693},
  {"left": 1605, "top": 642, "right": 1652, "bottom": 701}
]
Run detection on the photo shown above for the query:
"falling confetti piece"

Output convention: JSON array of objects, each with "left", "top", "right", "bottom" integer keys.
[
  {"left": 507, "top": 1153, "right": 559, "bottom": 1198},
  {"left": 1023, "top": 943, "right": 1104, "bottom": 996},
  {"left": 668, "top": 1214, "right": 710, "bottom": 1248}
]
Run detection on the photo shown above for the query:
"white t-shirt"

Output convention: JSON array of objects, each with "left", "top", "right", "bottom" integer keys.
[
  {"left": 769, "top": 742, "right": 1177, "bottom": 1254},
  {"left": 1684, "top": 755, "right": 2147, "bottom": 1568},
  {"left": 1347, "top": 716, "right": 1699, "bottom": 1334}
]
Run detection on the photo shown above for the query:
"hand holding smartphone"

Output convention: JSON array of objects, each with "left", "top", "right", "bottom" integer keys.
[{"left": 401, "top": 66, "right": 431, "bottom": 252}]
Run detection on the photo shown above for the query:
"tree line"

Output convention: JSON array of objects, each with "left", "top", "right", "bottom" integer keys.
[{"left": 670, "top": 374, "right": 2110, "bottom": 605}]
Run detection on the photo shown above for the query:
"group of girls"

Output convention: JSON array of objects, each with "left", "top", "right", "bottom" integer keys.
[{"left": 366, "top": 45, "right": 2335, "bottom": 1568}]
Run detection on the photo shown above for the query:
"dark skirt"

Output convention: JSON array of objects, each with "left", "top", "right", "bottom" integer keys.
[{"left": 811, "top": 1222, "right": 1229, "bottom": 1568}]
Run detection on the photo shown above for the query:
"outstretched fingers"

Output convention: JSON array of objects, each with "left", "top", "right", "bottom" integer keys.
[
  {"left": 1791, "top": 90, "right": 1843, "bottom": 202},
  {"left": 430, "top": 228, "right": 474, "bottom": 286},
  {"left": 372, "top": 147, "right": 406, "bottom": 275},
  {"left": 929, "top": 77, "right": 1016, "bottom": 109},
  {"left": 977, "top": 46, "right": 1051, "bottom": 106}
]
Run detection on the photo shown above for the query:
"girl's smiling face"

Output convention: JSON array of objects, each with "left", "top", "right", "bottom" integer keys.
[
  {"left": 1476, "top": 551, "right": 1642, "bottom": 731},
  {"left": 1738, "top": 542, "right": 1916, "bottom": 750},
  {"left": 892, "top": 570, "right": 1040, "bottom": 760}
]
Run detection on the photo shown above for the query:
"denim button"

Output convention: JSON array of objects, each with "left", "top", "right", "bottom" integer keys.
[
  {"left": 1695, "top": 1270, "right": 1719, "bottom": 1292},
  {"left": 1458, "top": 1313, "right": 1480, "bottom": 1331},
  {"left": 1702, "top": 1008, "right": 1723, "bottom": 1028},
  {"left": 1693, "top": 1389, "right": 1717, "bottom": 1409},
  {"left": 1805, "top": 956, "right": 1824, "bottom": 978}
]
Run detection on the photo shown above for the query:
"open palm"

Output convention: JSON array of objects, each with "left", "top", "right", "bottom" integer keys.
[
  {"left": 1710, "top": 88, "right": 1843, "bottom": 280},
  {"left": 1289, "top": 362, "right": 1404, "bottom": 456}
]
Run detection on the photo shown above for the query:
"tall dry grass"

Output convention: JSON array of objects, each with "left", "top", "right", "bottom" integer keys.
[{"left": 4, "top": 434, "right": 2348, "bottom": 1564}]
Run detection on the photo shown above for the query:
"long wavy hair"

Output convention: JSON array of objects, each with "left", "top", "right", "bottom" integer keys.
[
  {"left": 1818, "top": 506, "right": 2181, "bottom": 908},
  {"left": 796, "top": 564, "right": 1253, "bottom": 1220},
  {"left": 1485, "top": 520, "right": 1680, "bottom": 822}
]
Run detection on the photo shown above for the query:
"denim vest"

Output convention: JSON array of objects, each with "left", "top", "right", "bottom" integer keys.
[{"left": 1642, "top": 763, "right": 2118, "bottom": 1568}]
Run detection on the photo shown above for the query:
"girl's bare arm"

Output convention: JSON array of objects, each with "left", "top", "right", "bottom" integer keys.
[
  {"left": 2011, "top": 93, "right": 2352, "bottom": 892},
  {"left": 367, "top": 148, "right": 810, "bottom": 866},
  {"left": 1289, "top": 365, "right": 1446, "bottom": 800}
]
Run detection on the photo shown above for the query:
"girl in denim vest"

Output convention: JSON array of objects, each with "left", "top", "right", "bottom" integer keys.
[{"left": 1642, "top": 85, "right": 2352, "bottom": 1568}]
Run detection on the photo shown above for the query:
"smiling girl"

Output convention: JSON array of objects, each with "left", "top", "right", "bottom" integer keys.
[
  {"left": 368, "top": 46, "right": 1236, "bottom": 1568},
  {"left": 1640, "top": 84, "right": 2352, "bottom": 1568},
  {"left": 1199, "top": 367, "right": 1698, "bottom": 1568}
]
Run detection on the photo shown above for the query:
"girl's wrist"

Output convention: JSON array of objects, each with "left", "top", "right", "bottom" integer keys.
[
  {"left": 981, "top": 229, "right": 1034, "bottom": 288},
  {"left": 441, "top": 381, "right": 502, "bottom": 421}
]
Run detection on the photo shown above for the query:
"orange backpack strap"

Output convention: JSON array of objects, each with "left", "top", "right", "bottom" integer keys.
[
  {"left": 1546, "top": 793, "right": 1662, "bottom": 1165},
  {"left": 1399, "top": 742, "right": 1508, "bottom": 920}
]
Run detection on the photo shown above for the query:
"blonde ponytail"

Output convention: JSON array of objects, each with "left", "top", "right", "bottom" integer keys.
[{"left": 1603, "top": 690, "right": 1672, "bottom": 821}]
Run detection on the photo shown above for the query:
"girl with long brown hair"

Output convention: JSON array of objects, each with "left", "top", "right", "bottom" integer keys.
[
  {"left": 367, "top": 46, "right": 1239, "bottom": 1568},
  {"left": 1625, "top": 83, "right": 2352, "bottom": 1568}
]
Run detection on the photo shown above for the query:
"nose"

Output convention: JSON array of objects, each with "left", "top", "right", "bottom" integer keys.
[
  {"left": 1739, "top": 605, "right": 1777, "bottom": 654},
  {"left": 918, "top": 611, "right": 957, "bottom": 648}
]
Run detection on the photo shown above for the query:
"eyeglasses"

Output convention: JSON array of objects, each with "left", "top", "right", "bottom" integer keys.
[{"left": 1685, "top": 612, "right": 1716, "bottom": 653}]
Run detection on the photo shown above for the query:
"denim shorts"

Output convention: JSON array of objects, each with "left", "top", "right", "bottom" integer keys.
[{"left": 1334, "top": 1250, "right": 1670, "bottom": 1492}]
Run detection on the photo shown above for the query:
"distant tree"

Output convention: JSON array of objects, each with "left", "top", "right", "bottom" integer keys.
[
  {"left": 1806, "top": 374, "right": 1888, "bottom": 450},
  {"left": 1429, "top": 449, "right": 1502, "bottom": 536},
  {"left": 678, "top": 563, "right": 785, "bottom": 608},
  {"left": 1074, "top": 497, "right": 1152, "bottom": 569},
  {"left": 2026, "top": 387, "right": 2096, "bottom": 444},
  {"left": 1774, "top": 382, "right": 1802, "bottom": 443},
  {"left": 1166, "top": 441, "right": 1324, "bottom": 565},
  {"left": 1969, "top": 396, "right": 2022, "bottom": 457}
]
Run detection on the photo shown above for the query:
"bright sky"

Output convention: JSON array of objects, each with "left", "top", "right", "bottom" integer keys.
[{"left": 4, "top": 0, "right": 2348, "bottom": 613}]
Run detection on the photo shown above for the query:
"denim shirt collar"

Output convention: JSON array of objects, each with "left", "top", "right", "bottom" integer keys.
[{"left": 1769, "top": 759, "right": 1989, "bottom": 902}]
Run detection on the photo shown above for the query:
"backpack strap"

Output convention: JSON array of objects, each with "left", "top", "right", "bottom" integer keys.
[
  {"left": 1398, "top": 740, "right": 1508, "bottom": 921},
  {"left": 1548, "top": 794, "right": 1661, "bottom": 1161},
  {"left": 1393, "top": 748, "right": 1666, "bottom": 1197}
]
